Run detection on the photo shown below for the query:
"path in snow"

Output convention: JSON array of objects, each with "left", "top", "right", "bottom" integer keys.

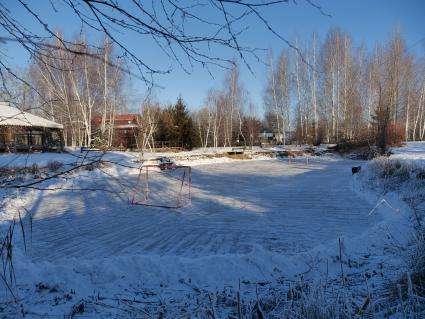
[{"left": 26, "top": 158, "right": 380, "bottom": 261}]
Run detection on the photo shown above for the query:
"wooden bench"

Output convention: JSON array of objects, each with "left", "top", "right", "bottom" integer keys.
[
  {"left": 80, "top": 146, "right": 103, "bottom": 153},
  {"left": 227, "top": 146, "right": 246, "bottom": 155}
]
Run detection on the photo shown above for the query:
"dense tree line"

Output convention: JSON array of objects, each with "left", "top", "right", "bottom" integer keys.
[
  {"left": 261, "top": 28, "right": 425, "bottom": 148},
  {"left": 193, "top": 27, "right": 425, "bottom": 150},
  {"left": 2, "top": 27, "right": 424, "bottom": 151}
]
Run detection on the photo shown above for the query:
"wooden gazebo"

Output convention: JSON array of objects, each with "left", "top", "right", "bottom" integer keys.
[{"left": 0, "top": 102, "right": 64, "bottom": 152}]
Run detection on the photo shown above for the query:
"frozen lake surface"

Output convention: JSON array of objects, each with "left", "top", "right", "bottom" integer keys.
[{"left": 26, "top": 158, "right": 380, "bottom": 261}]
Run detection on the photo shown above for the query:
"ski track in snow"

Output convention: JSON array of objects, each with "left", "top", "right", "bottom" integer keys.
[{"left": 24, "top": 158, "right": 381, "bottom": 262}]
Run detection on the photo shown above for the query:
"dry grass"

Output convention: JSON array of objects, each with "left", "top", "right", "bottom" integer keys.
[
  {"left": 373, "top": 158, "right": 412, "bottom": 181},
  {"left": 0, "top": 160, "right": 65, "bottom": 182},
  {"left": 360, "top": 157, "right": 425, "bottom": 317},
  {"left": 46, "top": 161, "right": 63, "bottom": 172},
  {"left": 389, "top": 226, "right": 425, "bottom": 303},
  {"left": 364, "top": 157, "right": 425, "bottom": 193},
  {"left": 0, "top": 210, "right": 32, "bottom": 302},
  {"left": 225, "top": 153, "right": 251, "bottom": 160}
]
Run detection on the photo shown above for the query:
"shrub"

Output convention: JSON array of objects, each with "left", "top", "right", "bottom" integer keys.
[
  {"left": 83, "top": 161, "right": 108, "bottom": 171},
  {"left": 46, "top": 161, "right": 63, "bottom": 172},
  {"left": 406, "top": 227, "right": 425, "bottom": 298},
  {"left": 331, "top": 139, "right": 380, "bottom": 160},
  {"left": 367, "top": 158, "right": 413, "bottom": 189},
  {"left": 84, "top": 163, "right": 97, "bottom": 171},
  {"left": 386, "top": 226, "right": 425, "bottom": 315},
  {"left": 29, "top": 163, "right": 39, "bottom": 175},
  {"left": 388, "top": 123, "right": 405, "bottom": 147},
  {"left": 91, "top": 136, "right": 109, "bottom": 150},
  {"left": 0, "top": 167, "right": 17, "bottom": 179},
  {"left": 225, "top": 153, "right": 251, "bottom": 160}
]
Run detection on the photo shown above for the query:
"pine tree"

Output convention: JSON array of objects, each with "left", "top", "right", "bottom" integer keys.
[
  {"left": 171, "top": 97, "right": 195, "bottom": 149},
  {"left": 371, "top": 85, "right": 391, "bottom": 155},
  {"left": 156, "top": 108, "right": 175, "bottom": 146}
]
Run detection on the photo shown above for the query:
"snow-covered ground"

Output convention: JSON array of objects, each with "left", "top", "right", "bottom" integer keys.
[
  {"left": 0, "top": 143, "right": 424, "bottom": 317},
  {"left": 391, "top": 141, "right": 425, "bottom": 165},
  {"left": 15, "top": 159, "right": 380, "bottom": 261}
]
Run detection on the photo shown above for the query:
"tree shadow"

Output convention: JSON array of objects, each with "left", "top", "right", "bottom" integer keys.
[{"left": 17, "top": 157, "right": 378, "bottom": 262}]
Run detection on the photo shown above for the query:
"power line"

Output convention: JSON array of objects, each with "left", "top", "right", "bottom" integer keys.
[{"left": 406, "top": 35, "right": 425, "bottom": 53}]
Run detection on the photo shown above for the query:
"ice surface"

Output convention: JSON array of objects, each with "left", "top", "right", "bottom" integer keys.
[
  {"left": 0, "top": 143, "right": 423, "bottom": 317},
  {"left": 17, "top": 158, "right": 380, "bottom": 261}
]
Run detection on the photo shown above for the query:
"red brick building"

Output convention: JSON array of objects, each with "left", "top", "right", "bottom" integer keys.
[{"left": 92, "top": 114, "right": 142, "bottom": 149}]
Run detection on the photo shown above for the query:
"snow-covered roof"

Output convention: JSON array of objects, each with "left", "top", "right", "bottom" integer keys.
[
  {"left": 114, "top": 124, "right": 139, "bottom": 129},
  {"left": 0, "top": 102, "right": 63, "bottom": 129}
]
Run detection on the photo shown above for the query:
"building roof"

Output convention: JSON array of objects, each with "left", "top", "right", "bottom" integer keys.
[
  {"left": 92, "top": 114, "right": 140, "bottom": 123},
  {"left": 0, "top": 102, "right": 63, "bottom": 129}
]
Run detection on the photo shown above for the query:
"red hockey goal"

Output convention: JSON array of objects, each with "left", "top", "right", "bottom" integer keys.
[{"left": 131, "top": 165, "right": 192, "bottom": 208}]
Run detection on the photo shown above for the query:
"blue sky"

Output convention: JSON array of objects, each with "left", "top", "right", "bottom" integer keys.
[{"left": 1, "top": 0, "right": 424, "bottom": 111}]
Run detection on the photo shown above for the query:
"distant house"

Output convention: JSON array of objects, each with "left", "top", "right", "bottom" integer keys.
[
  {"left": 91, "top": 114, "right": 142, "bottom": 149},
  {"left": 0, "top": 102, "right": 64, "bottom": 152},
  {"left": 258, "top": 130, "right": 296, "bottom": 145},
  {"left": 258, "top": 131, "right": 274, "bottom": 141}
]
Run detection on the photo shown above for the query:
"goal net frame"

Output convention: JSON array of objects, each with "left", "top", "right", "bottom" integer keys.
[{"left": 131, "top": 164, "right": 192, "bottom": 208}]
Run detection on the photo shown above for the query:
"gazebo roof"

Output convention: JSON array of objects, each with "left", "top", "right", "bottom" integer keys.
[{"left": 0, "top": 102, "right": 63, "bottom": 129}]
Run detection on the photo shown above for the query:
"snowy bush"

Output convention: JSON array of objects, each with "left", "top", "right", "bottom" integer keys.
[
  {"left": 0, "top": 167, "right": 17, "bottom": 180},
  {"left": 360, "top": 157, "right": 425, "bottom": 194},
  {"left": 359, "top": 156, "right": 425, "bottom": 316},
  {"left": 407, "top": 228, "right": 425, "bottom": 297},
  {"left": 362, "top": 157, "right": 425, "bottom": 227}
]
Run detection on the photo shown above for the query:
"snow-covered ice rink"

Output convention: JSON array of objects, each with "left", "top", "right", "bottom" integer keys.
[
  {"left": 1, "top": 144, "right": 424, "bottom": 317},
  {"left": 26, "top": 158, "right": 380, "bottom": 261}
]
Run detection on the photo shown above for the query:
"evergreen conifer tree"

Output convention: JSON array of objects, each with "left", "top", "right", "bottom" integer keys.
[{"left": 172, "top": 97, "right": 195, "bottom": 149}]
